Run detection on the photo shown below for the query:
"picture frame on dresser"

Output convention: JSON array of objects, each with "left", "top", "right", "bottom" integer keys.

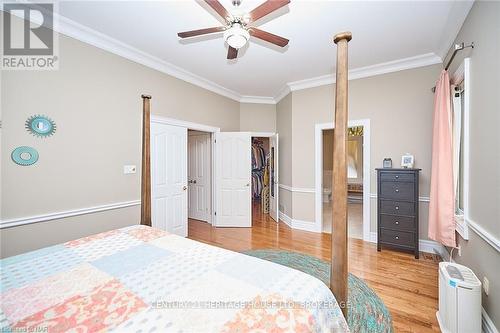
[{"left": 376, "top": 168, "right": 421, "bottom": 259}]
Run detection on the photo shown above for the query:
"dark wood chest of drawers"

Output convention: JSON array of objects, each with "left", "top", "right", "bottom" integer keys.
[{"left": 376, "top": 168, "right": 421, "bottom": 259}]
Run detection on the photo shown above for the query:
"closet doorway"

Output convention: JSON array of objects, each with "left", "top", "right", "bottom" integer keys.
[
  {"left": 151, "top": 116, "right": 219, "bottom": 237},
  {"left": 188, "top": 130, "right": 212, "bottom": 223},
  {"left": 251, "top": 133, "right": 279, "bottom": 224}
]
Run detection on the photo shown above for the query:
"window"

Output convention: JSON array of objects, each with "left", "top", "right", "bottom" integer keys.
[
  {"left": 452, "top": 83, "right": 465, "bottom": 215},
  {"left": 451, "top": 58, "right": 470, "bottom": 239}
]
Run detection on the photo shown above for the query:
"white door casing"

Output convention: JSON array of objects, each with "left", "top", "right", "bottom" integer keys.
[
  {"left": 269, "top": 134, "right": 279, "bottom": 222},
  {"left": 188, "top": 132, "right": 211, "bottom": 222},
  {"left": 151, "top": 122, "right": 187, "bottom": 237},
  {"left": 215, "top": 132, "right": 251, "bottom": 227}
]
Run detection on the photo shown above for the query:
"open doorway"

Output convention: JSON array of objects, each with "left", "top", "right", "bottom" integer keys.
[
  {"left": 187, "top": 130, "right": 212, "bottom": 224},
  {"left": 316, "top": 120, "right": 370, "bottom": 241},
  {"left": 251, "top": 136, "right": 270, "bottom": 224}
]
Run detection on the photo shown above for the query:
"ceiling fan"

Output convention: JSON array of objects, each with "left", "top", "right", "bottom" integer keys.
[{"left": 177, "top": 0, "right": 290, "bottom": 59}]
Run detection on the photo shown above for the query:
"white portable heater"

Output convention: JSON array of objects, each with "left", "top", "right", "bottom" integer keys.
[{"left": 437, "top": 262, "right": 482, "bottom": 333}]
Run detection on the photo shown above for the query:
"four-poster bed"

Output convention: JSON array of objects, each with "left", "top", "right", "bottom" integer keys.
[{"left": 0, "top": 33, "right": 353, "bottom": 332}]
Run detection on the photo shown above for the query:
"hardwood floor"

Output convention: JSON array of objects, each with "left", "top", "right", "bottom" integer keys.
[{"left": 188, "top": 204, "right": 442, "bottom": 333}]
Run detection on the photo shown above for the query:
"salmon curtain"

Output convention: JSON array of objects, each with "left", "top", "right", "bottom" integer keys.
[{"left": 428, "top": 70, "right": 456, "bottom": 247}]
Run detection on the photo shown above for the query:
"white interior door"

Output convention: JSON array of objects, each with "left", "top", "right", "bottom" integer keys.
[
  {"left": 151, "top": 122, "right": 187, "bottom": 237},
  {"left": 215, "top": 132, "right": 251, "bottom": 227},
  {"left": 188, "top": 132, "right": 211, "bottom": 223},
  {"left": 269, "top": 134, "right": 279, "bottom": 222}
]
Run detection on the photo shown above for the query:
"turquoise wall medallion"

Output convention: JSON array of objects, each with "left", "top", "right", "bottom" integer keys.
[
  {"left": 25, "top": 115, "right": 56, "bottom": 138},
  {"left": 11, "top": 146, "right": 39, "bottom": 166}
]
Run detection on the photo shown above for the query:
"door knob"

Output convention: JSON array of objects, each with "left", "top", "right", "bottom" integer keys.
[
  {"left": 193, "top": 180, "right": 197, "bottom": 184},
  {"left": 246, "top": 183, "right": 250, "bottom": 187},
  {"left": 188, "top": 180, "right": 192, "bottom": 184},
  {"left": 183, "top": 186, "right": 187, "bottom": 190}
]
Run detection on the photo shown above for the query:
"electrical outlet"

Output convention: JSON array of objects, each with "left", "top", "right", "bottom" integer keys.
[{"left": 483, "top": 277, "right": 490, "bottom": 296}]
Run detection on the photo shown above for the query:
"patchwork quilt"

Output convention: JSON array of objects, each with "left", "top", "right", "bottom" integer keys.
[{"left": 0, "top": 225, "right": 349, "bottom": 332}]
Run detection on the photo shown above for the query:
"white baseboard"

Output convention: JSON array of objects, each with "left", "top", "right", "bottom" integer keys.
[
  {"left": 483, "top": 307, "right": 499, "bottom": 333},
  {"left": 279, "top": 211, "right": 320, "bottom": 232},
  {"left": 369, "top": 232, "right": 447, "bottom": 257}
]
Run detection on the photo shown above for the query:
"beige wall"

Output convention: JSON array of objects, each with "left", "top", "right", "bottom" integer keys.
[
  {"left": 1, "top": 27, "right": 240, "bottom": 257},
  {"left": 278, "top": 64, "right": 441, "bottom": 238},
  {"left": 276, "top": 93, "right": 293, "bottom": 216},
  {"left": 445, "top": 1, "right": 500, "bottom": 326},
  {"left": 239, "top": 103, "right": 276, "bottom": 132}
]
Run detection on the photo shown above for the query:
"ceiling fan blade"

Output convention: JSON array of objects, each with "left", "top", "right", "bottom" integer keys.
[
  {"left": 227, "top": 47, "right": 238, "bottom": 59},
  {"left": 249, "top": 28, "right": 289, "bottom": 47},
  {"left": 247, "top": 0, "right": 290, "bottom": 23},
  {"left": 204, "top": 0, "right": 233, "bottom": 22},
  {"left": 178, "top": 26, "right": 226, "bottom": 38}
]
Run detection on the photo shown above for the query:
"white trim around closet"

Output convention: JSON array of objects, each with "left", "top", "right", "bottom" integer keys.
[
  {"left": 315, "top": 119, "right": 371, "bottom": 241},
  {"left": 151, "top": 115, "right": 220, "bottom": 225}
]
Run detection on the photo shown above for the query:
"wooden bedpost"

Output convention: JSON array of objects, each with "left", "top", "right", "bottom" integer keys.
[
  {"left": 330, "top": 31, "right": 352, "bottom": 317},
  {"left": 141, "top": 94, "right": 152, "bottom": 226}
]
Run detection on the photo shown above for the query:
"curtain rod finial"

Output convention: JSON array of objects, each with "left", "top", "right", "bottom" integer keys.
[
  {"left": 333, "top": 32, "right": 352, "bottom": 44},
  {"left": 141, "top": 94, "right": 152, "bottom": 99}
]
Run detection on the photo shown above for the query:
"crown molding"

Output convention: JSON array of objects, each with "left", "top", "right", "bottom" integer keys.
[
  {"left": 18, "top": 4, "right": 446, "bottom": 105},
  {"left": 239, "top": 95, "right": 276, "bottom": 104},
  {"left": 274, "top": 85, "right": 291, "bottom": 103},
  {"left": 52, "top": 13, "right": 246, "bottom": 102},
  {"left": 276, "top": 52, "right": 443, "bottom": 101}
]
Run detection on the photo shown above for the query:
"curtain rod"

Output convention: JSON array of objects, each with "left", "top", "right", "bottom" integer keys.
[{"left": 431, "top": 42, "right": 474, "bottom": 92}]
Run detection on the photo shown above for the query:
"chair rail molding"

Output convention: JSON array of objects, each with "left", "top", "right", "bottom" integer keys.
[
  {"left": 278, "top": 184, "right": 315, "bottom": 193},
  {"left": 0, "top": 200, "right": 141, "bottom": 229},
  {"left": 467, "top": 219, "right": 500, "bottom": 253}
]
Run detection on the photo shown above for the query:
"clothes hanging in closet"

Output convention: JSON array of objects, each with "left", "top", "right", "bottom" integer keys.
[
  {"left": 252, "top": 141, "right": 267, "bottom": 199},
  {"left": 252, "top": 145, "right": 266, "bottom": 170}
]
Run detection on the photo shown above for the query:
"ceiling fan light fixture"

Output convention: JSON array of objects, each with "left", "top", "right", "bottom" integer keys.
[{"left": 224, "top": 23, "right": 249, "bottom": 49}]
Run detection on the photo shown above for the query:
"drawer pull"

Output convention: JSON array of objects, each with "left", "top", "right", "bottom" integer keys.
[
  {"left": 395, "top": 189, "right": 399, "bottom": 193},
  {"left": 395, "top": 206, "right": 399, "bottom": 210},
  {"left": 395, "top": 175, "right": 399, "bottom": 179},
  {"left": 395, "top": 236, "right": 399, "bottom": 240},
  {"left": 395, "top": 221, "right": 399, "bottom": 225}
]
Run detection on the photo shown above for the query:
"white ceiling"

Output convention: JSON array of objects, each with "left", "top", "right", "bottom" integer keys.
[{"left": 55, "top": 0, "right": 473, "bottom": 101}]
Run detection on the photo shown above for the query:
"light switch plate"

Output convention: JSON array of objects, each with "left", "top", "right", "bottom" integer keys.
[{"left": 123, "top": 165, "right": 137, "bottom": 174}]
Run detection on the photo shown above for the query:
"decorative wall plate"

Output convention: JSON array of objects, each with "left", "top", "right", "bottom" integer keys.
[
  {"left": 25, "top": 115, "right": 56, "bottom": 138},
  {"left": 11, "top": 146, "right": 39, "bottom": 166}
]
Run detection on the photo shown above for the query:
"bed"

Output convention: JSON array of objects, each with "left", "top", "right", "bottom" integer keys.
[
  {"left": 0, "top": 225, "right": 349, "bottom": 332},
  {"left": 1, "top": 25, "right": 353, "bottom": 332}
]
